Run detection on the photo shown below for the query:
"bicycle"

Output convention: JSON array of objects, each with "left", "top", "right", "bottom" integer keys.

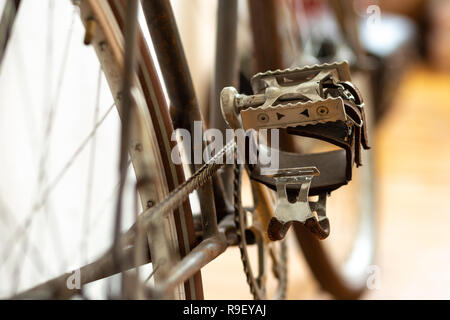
[{"left": 0, "top": 0, "right": 375, "bottom": 300}]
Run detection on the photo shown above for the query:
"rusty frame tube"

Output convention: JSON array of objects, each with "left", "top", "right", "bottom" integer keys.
[
  {"left": 140, "top": 0, "right": 219, "bottom": 239},
  {"left": 248, "top": 0, "right": 283, "bottom": 72},
  {"left": 210, "top": 0, "right": 238, "bottom": 218},
  {"left": 11, "top": 246, "right": 151, "bottom": 300},
  {"left": 149, "top": 233, "right": 228, "bottom": 299},
  {"left": 211, "top": 0, "right": 238, "bottom": 134},
  {"left": 247, "top": 0, "right": 298, "bottom": 153},
  {"left": 11, "top": 212, "right": 237, "bottom": 300}
]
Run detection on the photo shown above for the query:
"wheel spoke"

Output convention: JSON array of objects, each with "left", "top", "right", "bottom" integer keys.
[
  {"left": 144, "top": 265, "right": 159, "bottom": 284},
  {"left": 81, "top": 66, "right": 102, "bottom": 265},
  {"left": 0, "top": 198, "right": 46, "bottom": 287},
  {"left": 0, "top": 101, "right": 116, "bottom": 266},
  {"left": 9, "top": 2, "right": 79, "bottom": 290}
]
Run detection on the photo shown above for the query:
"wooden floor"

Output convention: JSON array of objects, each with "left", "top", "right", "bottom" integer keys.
[
  {"left": 367, "top": 64, "right": 450, "bottom": 299},
  {"left": 201, "top": 64, "right": 450, "bottom": 299}
]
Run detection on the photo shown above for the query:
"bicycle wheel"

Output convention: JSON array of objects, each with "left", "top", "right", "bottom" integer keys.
[{"left": 0, "top": 0, "right": 202, "bottom": 299}]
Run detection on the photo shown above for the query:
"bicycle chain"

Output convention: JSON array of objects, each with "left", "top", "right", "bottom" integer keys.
[
  {"left": 136, "top": 140, "right": 236, "bottom": 230},
  {"left": 233, "top": 161, "right": 288, "bottom": 300},
  {"left": 131, "top": 138, "right": 287, "bottom": 300}
]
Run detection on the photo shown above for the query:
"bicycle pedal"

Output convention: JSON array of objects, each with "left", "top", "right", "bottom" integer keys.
[
  {"left": 262, "top": 167, "right": 330, "bottom": 241},
  {"left": 221, "top": 61, "right": 363, "bottom": 132},
  {"left": 240, "top": 97, "right": 347, "bottom": 131},
  {"left": 221, "top": 61, "right": 369, "bottom": 191},
  {"left": 220, "top": 62, "right": 370, "bottom": 241}
]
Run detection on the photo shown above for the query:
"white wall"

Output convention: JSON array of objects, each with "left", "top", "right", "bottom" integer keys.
[{"left": 0, "top": 0, "right": 138, "bottom": 298}]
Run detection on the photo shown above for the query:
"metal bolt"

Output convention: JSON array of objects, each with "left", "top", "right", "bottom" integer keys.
[
  {"left": 257, "top": 113, "right": 269, "bottom": 123},
  {"left": 147, "top": 200, "right": 155, "bottom": 208},
  {"left": 317, "top": 106, "right": 329, "bottom": 116}
]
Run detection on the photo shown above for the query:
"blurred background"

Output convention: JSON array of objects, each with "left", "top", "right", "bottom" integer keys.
[{"left": 1, "top": 0, "right": 450, "bottom": 299}]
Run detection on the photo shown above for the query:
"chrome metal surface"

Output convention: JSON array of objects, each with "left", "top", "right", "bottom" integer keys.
[
  {"left": 273, "top": 168, "right": 318, "bottom": 225},
  {"left": 220, "top": 61, "right": 359, "bottom": 132}
]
